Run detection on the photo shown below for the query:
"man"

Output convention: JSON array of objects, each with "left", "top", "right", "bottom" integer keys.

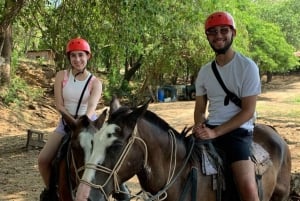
[{"left": 193, "top": 11, "right": 261, "bottom": 201}]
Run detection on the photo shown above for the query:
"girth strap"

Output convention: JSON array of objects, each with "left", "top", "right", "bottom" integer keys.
[
  {"left": 256, "top": 175, "right": 263, "bottom": 201},
  {"left": 178, "top": 167, "right": 198, "bottom": 201}
]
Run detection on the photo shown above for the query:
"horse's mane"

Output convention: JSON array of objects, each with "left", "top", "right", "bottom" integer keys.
[
  {"left": 143, "top": 110, "right": 177, "bottom": 133},
  {"left": 143, "top": 110, "right": 201, "bottom": 163},
  {"left": 110, "top": 105, "right": 201, "bottom": 164}
]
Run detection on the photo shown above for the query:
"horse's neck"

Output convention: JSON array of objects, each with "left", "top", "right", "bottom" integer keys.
[
  {"left": 136, "top": 120, "right": 187, "bottom": 192},
  {"left": 138, "top": 120, "right": 187, "bottom": 161}
]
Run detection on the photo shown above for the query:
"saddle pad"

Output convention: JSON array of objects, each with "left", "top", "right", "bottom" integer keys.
[
  {"left": 200, "top": 145, "right": 225, "bottom": 191},
  {"left": 200, "top": 145, "right": 218, "bottom": 175},
  {"left": 251, "top": 142, "right": 272, "bottom": 175}
]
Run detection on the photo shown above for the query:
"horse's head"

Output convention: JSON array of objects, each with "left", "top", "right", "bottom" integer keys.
[
  {"left": 76, "top": 96, "right": 149, "bottom": 201},
  {"left": 57, "top": 109, "right": 108, "bottom": 201},
  {"left": 60, "top": 109, "right": 107, "bottom": 165}
]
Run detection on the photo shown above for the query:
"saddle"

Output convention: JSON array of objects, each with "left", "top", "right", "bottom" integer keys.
[{"left": 200, "top": 142, "right": 272, "bottom": 201}]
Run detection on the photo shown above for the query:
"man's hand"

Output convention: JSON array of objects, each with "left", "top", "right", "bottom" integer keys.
[{"left": 193, "top": 123, "right": 217, "bottom": 139}]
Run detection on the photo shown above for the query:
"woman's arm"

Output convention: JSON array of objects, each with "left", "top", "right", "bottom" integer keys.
[{"left": 54, "top": 70, "right": 69, "bottom": 115}]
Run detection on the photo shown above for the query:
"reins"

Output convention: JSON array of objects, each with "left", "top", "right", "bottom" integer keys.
[{"left": 143, "top": 132, "right": 195, "bottom": 201}]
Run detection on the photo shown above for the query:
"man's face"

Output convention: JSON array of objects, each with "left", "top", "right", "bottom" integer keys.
[{"left": 205, "top": 26, "right": 236, "bottom": 54}]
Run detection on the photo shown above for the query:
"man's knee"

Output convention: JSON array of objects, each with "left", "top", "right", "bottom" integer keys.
[{"left": 238, "top": 180, "right": 259, "bottom": 201}]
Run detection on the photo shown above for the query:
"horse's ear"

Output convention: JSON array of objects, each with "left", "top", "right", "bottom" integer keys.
[
  {"left": 129, "top": 101, "right": 149, "bottom": 122},
  {"left": 145, "top": 97, "right": 152, "bottom": 106},
  {"left": 59, "top": 109, "right": 76, "bottom": 128},
  {"left": 94, "top": 108, "right": 107, "bottom": 129},
  {"left": 81, "top": 115, "right": 91, "bottom": 128},
  {"left": 109, "top": 95, "right": 121, "bottom": 117}
]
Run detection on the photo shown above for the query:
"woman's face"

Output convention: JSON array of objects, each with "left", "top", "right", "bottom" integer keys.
[{"left": 69, "top": 51, "right": 90, "bottom": 71}]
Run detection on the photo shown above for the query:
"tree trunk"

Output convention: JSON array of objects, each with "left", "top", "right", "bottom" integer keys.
[
  {"left": 266, "top": 71, "right": 273, "bottom": 83},
  {"left": 0, "top": 24, "right": 12, "bottom": 89},
  {"left": 0, "top": 0, "right": 26, "bottom": 89}
]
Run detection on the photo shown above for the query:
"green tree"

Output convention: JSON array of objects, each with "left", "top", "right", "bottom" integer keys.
[
  {"left": 259, "top": 0, "right": 300, "bottom": 49},
  {"left": 8, "top": 0, "right": 300, "bottom": 101}
]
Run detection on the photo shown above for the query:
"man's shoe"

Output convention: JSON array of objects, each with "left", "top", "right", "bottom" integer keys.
[
  {"left": 40, "top": 188, "right": 50, "bottom": 201},
  {"left": 113, "top": 183, "right": 131, "bottom": 201},
  {"left": 40, "top": 188, "right": 59, "bottom": 201}
]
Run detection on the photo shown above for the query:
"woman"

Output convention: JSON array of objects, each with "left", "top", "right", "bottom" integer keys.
[{"left": 38, "top": 37, "right": 102, "bottom": 200}]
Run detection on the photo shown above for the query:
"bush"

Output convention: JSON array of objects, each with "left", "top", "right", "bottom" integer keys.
[{"left": 1, "top": 75, "right": 44, "bottom": 106}]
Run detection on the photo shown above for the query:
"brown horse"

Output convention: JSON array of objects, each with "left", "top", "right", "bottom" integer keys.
[
  {"left": 75, "top": 97, "right": 291, "bottom": 201},
  {"left": 54, "top": 111, "right": 107, "bottom": 201}
]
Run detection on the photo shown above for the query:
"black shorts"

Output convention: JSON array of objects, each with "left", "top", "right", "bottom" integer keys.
[{"left": 207, "top": 125, "right": 253, "bottom": 164}]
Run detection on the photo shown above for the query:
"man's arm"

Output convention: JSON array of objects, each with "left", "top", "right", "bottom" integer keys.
[
  {"left": 214, "top": 95, "right": 257, "bottom": 137},
  {"left": 194, "top": 95, "right": 207, "bottom": 125}
]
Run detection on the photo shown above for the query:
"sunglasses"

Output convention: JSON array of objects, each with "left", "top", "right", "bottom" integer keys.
[{"left": 206, "top": 27, "right": 231, "bottom": 36}]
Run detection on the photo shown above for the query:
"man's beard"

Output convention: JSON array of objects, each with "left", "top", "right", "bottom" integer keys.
[{"left": 210, "top": 37, "right": 233, "bottom": 55}]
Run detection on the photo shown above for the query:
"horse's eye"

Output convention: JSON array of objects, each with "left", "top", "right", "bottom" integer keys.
[
  {"left": 108, "top": 133, "right": 112, "bottom": 138},
  {"left": 116, "top": 127, "right": 121, "bottom": 133}
]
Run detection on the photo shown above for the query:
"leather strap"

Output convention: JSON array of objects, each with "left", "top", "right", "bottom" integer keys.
[
  {"left": 74, "top": 74, "right": 93, "bottom": 119},
  {"left": 211, "top": 61, "right": 241, "bottom": 108}
]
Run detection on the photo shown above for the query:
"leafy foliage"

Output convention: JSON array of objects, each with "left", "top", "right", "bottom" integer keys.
[
  {"left": 2, "top": 0, "right": 300, "bottom": 102},
  {"left": 0, "top": 52, "right": 44, "bottom": 106},
  {"left": 1, "top": 75, "right": 44, "bottom": 106}
]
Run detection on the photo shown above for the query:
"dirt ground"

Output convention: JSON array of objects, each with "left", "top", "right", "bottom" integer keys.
[{"left": 0, "top": 63, "right": 300, "bottom": 201}]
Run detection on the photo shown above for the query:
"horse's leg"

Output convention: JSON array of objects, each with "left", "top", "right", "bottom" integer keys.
[{"left": 270, "top": 143, "right": 291, "bottom": 201}]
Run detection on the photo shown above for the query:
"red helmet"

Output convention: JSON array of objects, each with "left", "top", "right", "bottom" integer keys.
[
  {"left": 66, "top": 37, "right": 91, "bottom": 54},
  {"left": 205, "top": 11, "right": 236, "bottom": 31}
]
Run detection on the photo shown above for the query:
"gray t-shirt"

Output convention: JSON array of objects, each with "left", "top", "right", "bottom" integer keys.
[{"left": 195, "top": 52, "right": 261, "bottom": 131}]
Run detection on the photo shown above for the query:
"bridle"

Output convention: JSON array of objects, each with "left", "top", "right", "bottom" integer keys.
[
  {"left": 79, "top": 123, "right": 195, "bottom": 201},
  {"left": 79, "top": 125, "right": 147, "bottom": 200}
]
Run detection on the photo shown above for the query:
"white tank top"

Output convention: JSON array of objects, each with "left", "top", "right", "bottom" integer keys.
[{"left": 63, "top": 70, "right": 93, "bottom": 116}]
